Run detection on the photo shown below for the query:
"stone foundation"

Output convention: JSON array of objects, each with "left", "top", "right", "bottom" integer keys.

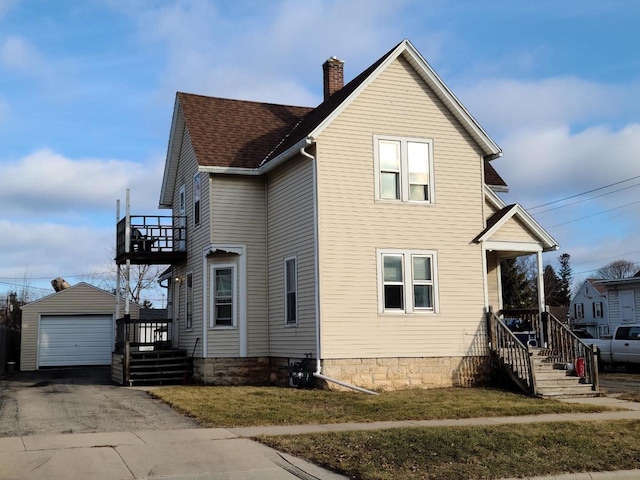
[
  {"left": 193, "top": 357, "right": 271, "bottom": 385},
  {"left": 192, "top": 355, "right": 491, "bottom": 390},
  {"left": 320, "top": 356, "right": 492, "bottom": 391}
]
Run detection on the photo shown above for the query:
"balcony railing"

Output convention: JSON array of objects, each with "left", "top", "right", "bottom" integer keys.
[
  {"left": 116, "top": 215, "right": 186, "bottom": 264},
  {"left": 115, "top": 316, "right": 173, "bottom": 352}
]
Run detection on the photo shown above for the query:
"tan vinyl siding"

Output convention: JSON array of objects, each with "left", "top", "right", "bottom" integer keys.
[
  {"left": 315, "top": 55, "right": 487, "bottom": 359},
  {"left": 267, "top": 157, "right": 317, "bottom": 357},
  {"left": 170, "top": 126, "right": 209, "bottom": 357},
  {"left": 210, "top": 175, "right": 267, "bottom": 357},
  {"left": 485, "top": 198, "right": 498, "bottom": 221},
  {"left": 20, "top": 283, "right": 139, "bottom": 371},
  {"left": 490, "top": 217, "right": 540, "bottom": 243}
]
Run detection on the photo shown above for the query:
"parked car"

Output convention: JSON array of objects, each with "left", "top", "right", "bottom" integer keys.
[
  {"left": 591, "top": 325, "right": 640, "bottom": 372},
  {"left": 571, "top": 329, "right": 594, "bottom": 339}
]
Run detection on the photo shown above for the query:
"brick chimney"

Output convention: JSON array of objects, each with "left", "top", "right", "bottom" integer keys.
[{"left": 323, "top": 56, "right": 344, "bottom": 101}]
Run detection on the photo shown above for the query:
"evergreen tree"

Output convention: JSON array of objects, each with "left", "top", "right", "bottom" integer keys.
[
  {"left": 501, "top": 258, "right": 536, "bottom": 309},
  {"left": 543, "top": 265, "right": 562, "bottom": 306},
  {"left": 558, "top": 253, "right": 572, "bottom": 307}
]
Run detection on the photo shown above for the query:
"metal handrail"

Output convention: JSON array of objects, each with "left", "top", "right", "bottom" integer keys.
[{"left": 544, "top": 312, "right": 599, "bottom": 391}]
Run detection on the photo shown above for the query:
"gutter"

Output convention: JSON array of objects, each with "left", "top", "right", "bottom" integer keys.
[{"left": 299, "top": 138, "right": 378, "bottom": 396}]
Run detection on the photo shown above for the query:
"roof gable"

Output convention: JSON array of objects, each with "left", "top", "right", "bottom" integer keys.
[
  {"left": 21, "top": 282, "right": 116, "bottom": 310},
  {"left": 475, "top": 203, "right": 558, "bottom": 251},
  {"left": 159, "top": 39, "right": 504, "bottom": 207}
]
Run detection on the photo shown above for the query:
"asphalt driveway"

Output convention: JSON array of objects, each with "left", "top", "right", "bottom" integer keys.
[{"left": 0, "top": 367, "right": 201, "bottom": 437}]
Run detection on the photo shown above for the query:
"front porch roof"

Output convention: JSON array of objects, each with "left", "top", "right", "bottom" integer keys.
[{"left": 475, "top": 203, "right": 559, "bottom": 253}]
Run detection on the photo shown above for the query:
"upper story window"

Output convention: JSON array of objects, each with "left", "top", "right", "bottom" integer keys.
[
  {"left": 594, "top": 301, "right": 603, "bottom": 318},
  {"left": 378, "top": 249, "right": 438, "bottom": 314},
  {"left": 374, "top": 136, "right": 434, "bottom": 203},
  {"left": 193, "top": 173, "right": 201, "bottom": 226},
  {"left": 575, "top": 303, "right": 584, "bottom": 319}
]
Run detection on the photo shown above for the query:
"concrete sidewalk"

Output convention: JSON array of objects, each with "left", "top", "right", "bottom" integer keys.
[{"left": 2, "top": 395, "right": 640, "bottom": 480}]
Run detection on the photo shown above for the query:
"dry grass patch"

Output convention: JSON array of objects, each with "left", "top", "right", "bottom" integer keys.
[
  {"left": 151, "top": 386, "right": 609, "bottom": 428},
  {"left": 259, "top": 420, "right": 640, "bottom": 479}
]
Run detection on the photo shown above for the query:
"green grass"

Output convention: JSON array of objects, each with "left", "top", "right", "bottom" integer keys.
[
  {"left": 151, "top": 386, "right": 610, "bottom": 427},
  {"left": 259, "top": 421, "right": 640, "bottom": 479}
]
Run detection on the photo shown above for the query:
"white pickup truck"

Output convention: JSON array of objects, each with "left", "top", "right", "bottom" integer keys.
[{"left": 591, "top": 325, "right": 640, "bottom": 372}]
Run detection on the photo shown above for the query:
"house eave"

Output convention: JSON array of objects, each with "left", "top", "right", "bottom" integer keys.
[{"left": 199, "top": 137, "right": 312, "bottom": 177}]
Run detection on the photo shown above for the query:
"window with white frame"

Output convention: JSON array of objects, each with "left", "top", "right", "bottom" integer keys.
[
  {"left": 285, "top": 257, "right": 297, "bottom": 325},
  {"left": 378, "top": 249, "right": 438, "bottom": 314},
  {"left": 193, "top": 173, "right": 201, "bottom": 226},
  {"left": 593, "top": 301, "right": 603, "bottom": 318},
  {"left": 375, "top": 136, "right": 433, "bottom": 203},
  {"left": 575, "top": 303, "right": 584, "bottom": 319},
  {"left": 211, "top": 265, "right": 235, "bottom": 327},
  {"left": 186, "top": 272, "right": 193, "bottom": 330}
]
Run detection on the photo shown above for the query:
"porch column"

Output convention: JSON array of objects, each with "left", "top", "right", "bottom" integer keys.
[{"left": 536, "top": 250, "right": 546, "bottom": 345}]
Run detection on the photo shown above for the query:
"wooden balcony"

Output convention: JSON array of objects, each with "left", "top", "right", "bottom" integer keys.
[{"left": 115, "top": 215, "right": 187, "bottom": 265}]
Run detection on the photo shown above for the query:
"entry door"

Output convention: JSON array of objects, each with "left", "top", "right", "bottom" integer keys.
[{"left": 620, "top": 290, "right": 636, "bottom": 324}]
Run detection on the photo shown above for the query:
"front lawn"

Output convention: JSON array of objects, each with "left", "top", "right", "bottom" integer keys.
[
  {"left": 151, "top": 386, "right": 609, "bottom": 427},
  {"left": 260, "top": 420, "right": 640, "bottom": 480}
]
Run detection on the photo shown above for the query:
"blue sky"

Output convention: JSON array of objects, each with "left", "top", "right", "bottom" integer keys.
[{"left": 1, "top": 0, "right": 639, "bottom": 302}]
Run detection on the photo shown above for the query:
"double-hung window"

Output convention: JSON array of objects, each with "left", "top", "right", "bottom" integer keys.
[
  {"left": 193, "top": 173, "right": 201, "bottom": 226},
  {"left": 378, "top": 249, "right": 438, "bottom": 314},
  {"left": 211, "top": 265, "right": 235, "bottom": 327},
  {"left": 285, "top": 257, "right": 297, "bottom": 325},
  {"left": 375, "top": 136, "right": 434, "bottom": 203},
  {"left": 575, "top": 303, "right": 584, "bottom": 319},
  {"left": 593, "top": 302, "right": 603, "bottom": 318}
]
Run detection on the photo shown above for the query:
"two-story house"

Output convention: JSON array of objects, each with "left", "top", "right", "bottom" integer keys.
[
  {"left": 116, "top": 39, "right": 559, "bottom": 391},
  {"left": 570, "top": 279, "right": 609, "bottom": 337}
]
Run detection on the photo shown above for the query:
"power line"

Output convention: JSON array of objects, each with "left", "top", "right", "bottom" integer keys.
[
  {"left": 529, "top": 173, "right": 640, "bottom": 210},
  {"left": 535, "top": 181, "right": 640, "bottom": 214},
  {"left": 548, "top": 198, "right": 640, "bottom": 228},
  {"left": 572, "top": 250, "right": 640, "bottom": 267}
]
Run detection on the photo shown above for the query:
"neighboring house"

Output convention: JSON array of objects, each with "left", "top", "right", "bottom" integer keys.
[
  {"left": 116, "top": 39, "right": 558, "bottom": 390},
  {"left": 21, "top": 283, "right": 140, "bottom": 371},
  {"left": 570, "top": 279, "right": 609, "bottom": 337},
  {"left": 596, "top": 276, "right": 640, "bottom": 331}
]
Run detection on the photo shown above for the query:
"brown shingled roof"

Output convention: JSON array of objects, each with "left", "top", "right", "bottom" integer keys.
[
  {"left": 484, "top": 160, "right": 508, "bottom": 189},
  {"left": 177, "top": 92, "right": 311, "bottom": 169}
]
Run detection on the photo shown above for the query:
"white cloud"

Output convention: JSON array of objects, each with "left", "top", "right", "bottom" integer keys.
[
  {"left": 0, "top": 219, "right": 113, "bottom": 285},
  {"left": 114, "top": 0, "right": 417, "bottom": 106},
  {"left": 459, "top": 77, "right": 634, "bottom": 134},
  {"left": 0, "top": 35, "right": 43, "bottom": 73},
  {"left": 0, "top": 149, "right": 164, "bottom": 215}
]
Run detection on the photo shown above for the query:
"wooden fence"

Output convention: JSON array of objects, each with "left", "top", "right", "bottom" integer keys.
[{"left": 0, "top": 326, "right": 20, "bottom": 375}]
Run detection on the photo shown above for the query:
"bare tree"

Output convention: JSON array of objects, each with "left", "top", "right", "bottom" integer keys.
[
  {"left": 595, "top": 259, "right": 638, "bottom": 280},
  {"left": 100, "top": 248, "right": 168, "bottom": 306}
]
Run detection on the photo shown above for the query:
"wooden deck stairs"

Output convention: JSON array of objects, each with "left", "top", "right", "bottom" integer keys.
[
  {"left": 530, "top": 348, "right": 597, "bottom": 398},
  {"left": 489, "top": 311, "right": 600, "bottom": 398},
  {"left": 127, "top": 349, "right": 191, "bottom": 386}
]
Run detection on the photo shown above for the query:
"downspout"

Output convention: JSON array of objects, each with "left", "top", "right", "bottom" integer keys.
[{"left": 299, "top": 138, "right": 378, "bottom": 395}]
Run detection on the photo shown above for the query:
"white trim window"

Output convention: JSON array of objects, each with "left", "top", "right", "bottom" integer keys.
[
  {"left": 185, "top": 272, "right": 193, "bottom": 330},
  {"left": 210, "top": 264, "right": 236, "bottom": 327},
  {"left": 285, "top": 256, "right": 298, "bottom": 325},
  {"left": 593, "top": 301, "right": 603, "bottom": 318},
  {"left": 374, "top": 136, "right": 434, "bottom": 203},
  {"left": 378, "top": 249, "right": 438, "bottom": 314},
  {"left": 193, "top": 173, "right": 201, "bottom": 226},
  {"left": 575, "top": 303, "right": 584, "bottom": 319}
]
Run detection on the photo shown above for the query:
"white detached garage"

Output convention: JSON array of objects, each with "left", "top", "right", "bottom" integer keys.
[{"left": 21, "top": 283, "right": 140, "bottom": 370}]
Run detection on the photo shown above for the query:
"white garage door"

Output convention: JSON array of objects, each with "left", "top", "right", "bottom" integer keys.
[{"left": 39, "top": 315, "right": 113, "bottom": 367}]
